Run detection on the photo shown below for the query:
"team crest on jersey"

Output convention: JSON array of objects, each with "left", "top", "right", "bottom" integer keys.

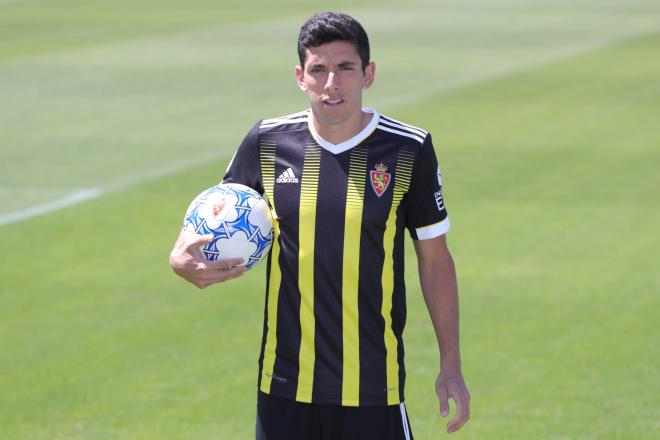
[{"left": 370, "top": 163, "right": 391, "bottom": 198}]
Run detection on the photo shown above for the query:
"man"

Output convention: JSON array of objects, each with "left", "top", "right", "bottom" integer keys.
[{"left": 170, "top": 12, "right": 469, "bottom": 439}]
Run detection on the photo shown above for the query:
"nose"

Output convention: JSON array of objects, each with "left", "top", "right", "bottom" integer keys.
[{"left": 324, "top": 71, "right": 339, "bottom": 91}]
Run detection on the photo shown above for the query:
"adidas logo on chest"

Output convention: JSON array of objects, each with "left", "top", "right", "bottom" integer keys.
[{"left": 277, "top": 167, "right": 299, "bottom": 184}]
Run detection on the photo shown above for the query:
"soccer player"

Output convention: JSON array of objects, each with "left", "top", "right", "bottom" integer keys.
[{"left": 170, "top": 12, "right": 470, "bottom": 439}]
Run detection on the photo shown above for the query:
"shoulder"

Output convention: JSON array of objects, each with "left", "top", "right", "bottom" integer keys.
[
  {"left": 259, "top": 109, "right": 309, "bottom": 133},
  {"left": 375, "top": 113, "right": 429, "bottom": 147}
]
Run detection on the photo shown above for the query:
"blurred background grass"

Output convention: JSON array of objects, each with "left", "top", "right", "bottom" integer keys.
[{"left": 1, "top": 1, "right": 659, "bottom": 438}]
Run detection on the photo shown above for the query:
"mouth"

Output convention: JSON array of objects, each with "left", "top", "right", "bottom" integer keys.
[{"left": 322, "top": 98, "right": 344, "bottom": 107}]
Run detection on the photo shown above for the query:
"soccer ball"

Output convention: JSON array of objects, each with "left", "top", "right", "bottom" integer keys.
[{"left": 183, "top": 183, "right": 273, "bottom": 270}]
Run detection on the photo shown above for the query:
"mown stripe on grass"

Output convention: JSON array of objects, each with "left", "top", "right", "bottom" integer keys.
[
  {"left": 0, "top": 150, "right": 226, "bottom": 226},
  {"left": 3, "top": 27, "right": 657, "bottom": 227}
]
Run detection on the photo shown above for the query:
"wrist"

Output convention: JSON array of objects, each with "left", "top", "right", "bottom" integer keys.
[{"left": 440, "top": 356, "right": 461, "bottom": 375}]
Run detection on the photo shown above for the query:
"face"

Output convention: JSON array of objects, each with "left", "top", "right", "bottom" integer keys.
[{"left": 295, "top": 40, "right": 375, "bottom": 130}]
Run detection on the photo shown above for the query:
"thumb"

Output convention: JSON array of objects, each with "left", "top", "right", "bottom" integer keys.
[
  {"left": 438, "top": 383, "right": 449, "bottom": 417},
  {"left": 186, "top": 232, "right": 214, "bottom": 249}
]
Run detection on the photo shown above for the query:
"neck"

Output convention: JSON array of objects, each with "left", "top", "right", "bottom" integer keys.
[{"left": 311, "top": 109, "right": 372, "bottom": 145}]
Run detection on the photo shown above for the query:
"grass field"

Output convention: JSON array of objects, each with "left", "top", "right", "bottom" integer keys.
[{"left": 1, "top": 1, "right": 659, "bottom": 439}]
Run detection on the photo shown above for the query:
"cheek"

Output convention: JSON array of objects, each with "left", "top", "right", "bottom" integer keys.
[
  {"left": 305, "top": 80, "right": 323, "bottom": 94},
  {"left": 306, "top": 73, "right": 329, "bottom": 88}
]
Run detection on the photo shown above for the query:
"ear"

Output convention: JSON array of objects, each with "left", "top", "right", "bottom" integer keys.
[
  {"left": 295, "top": 65, "right": 307, "bottom": 91},
  {"left": 362, "top": 62, "right": 376, "bottom": 89}
]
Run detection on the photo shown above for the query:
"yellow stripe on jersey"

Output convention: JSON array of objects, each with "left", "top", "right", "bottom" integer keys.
[
  {"left": 259, "top": 142, "right": 282, "bottom": 394},
  {"left": 296, "top": 144, "right": 322, "bottom": 403},
  {"left": 381, "top": 150, "right": 415, "bottom": 404},
  {"left": 341, "top": 146, "right": 368, "bottom": 406}
]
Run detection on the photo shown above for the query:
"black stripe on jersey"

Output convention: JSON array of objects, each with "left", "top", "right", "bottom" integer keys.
[
  {"left": 356, "top": 145, "right": 398, "bottom": 405},
  {"left": 266, "top": 134, "right": 305, "bottom": 400},
  {"left": 357, "top": 242, "right": 388, "bottom": 405},
  {"left": 258, "top": 140, "right": 277, "bottom": 393},
  {"left": 391, "top": 148, "right": 416, "bottom": 403},
  {"left": 258, "top": 252, "right": 270, "bottom": 391},
  {"left": 393, "top": 212, "right": 408, "bottom": 403},
  {"left": 311, "top": 148, "right": 349, "bottom": 402}
]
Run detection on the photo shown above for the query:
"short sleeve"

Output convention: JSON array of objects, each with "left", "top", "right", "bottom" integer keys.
[
  {"left": 221, "top": 121, "right": 264, "bottom": 194},
  {"left": 405, "top": 134, "right": 451, "bottom": 240}
]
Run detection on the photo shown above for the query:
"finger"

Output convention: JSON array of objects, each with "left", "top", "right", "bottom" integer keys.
[
  {"left": 438, "top": 383, "right": 449, "bottom": 417},
  {"left": 185, "top": 232, "right": 215, "bottom": 251},
  {"left": 203, "top": 265, "right": 247, "bottom": 284},
  {"left": 206, "top": 258, "right": 246, "bottom": 270},
  {"left": 447, "top": 391, "right": 470, "bottom": 433},
  {"left": 188, "top": 235, "right": 215, "bottom": 261}
]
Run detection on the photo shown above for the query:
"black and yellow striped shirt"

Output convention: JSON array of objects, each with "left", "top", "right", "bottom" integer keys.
[{"left": 223, "top": 108, "right": 450, "bottom": 406}]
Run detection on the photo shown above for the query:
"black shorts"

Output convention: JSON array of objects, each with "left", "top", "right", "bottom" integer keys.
[{"left": 256, "top": 392, "right": 414, "bottom": 440}]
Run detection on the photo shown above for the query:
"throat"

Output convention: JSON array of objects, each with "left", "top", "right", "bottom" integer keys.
[{"left": 313, "top": 110, "right": 373, "bottom": 145}]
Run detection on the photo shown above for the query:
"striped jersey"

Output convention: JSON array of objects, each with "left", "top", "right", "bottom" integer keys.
[{"left": 222, "top": 108, "right": 450, "bottom": 406}]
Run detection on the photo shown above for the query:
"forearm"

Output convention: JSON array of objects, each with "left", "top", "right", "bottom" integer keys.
[
  {"left": 418, "top": 249, "right": 461, "bottom": 372},
  {"left": 415, "top": 237, "right": 470, "bottom": 431}
]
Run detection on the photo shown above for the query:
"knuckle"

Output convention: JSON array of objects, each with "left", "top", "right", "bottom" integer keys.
[{"left": 169, "top": 254, "right": 183, "bottom": 268}]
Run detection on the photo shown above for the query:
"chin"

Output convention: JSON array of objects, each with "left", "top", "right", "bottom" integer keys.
[
  {"left": 322, "top": 114, "right": 352, "bottom": 127},
  {"left": 317, "top": 107, "right": 355, "bottom": 126}
]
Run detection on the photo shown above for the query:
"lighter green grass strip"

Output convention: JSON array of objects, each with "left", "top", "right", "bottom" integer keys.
[{"left": 3, "top": 27, "right": 657, "bottom": 227}]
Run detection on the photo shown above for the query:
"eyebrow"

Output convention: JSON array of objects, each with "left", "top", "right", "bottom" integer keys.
[{"left": 308, "top": 60, "right": 357, "bottom": 70}]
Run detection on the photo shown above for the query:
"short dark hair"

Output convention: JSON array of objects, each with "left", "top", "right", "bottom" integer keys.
[{"left": 297, "top": 12, "right": 370, "bottom": 71}]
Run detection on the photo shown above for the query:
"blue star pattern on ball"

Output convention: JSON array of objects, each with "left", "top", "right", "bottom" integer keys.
[{"left": 183, "top": 183, "right": 274, "bottom": 270}]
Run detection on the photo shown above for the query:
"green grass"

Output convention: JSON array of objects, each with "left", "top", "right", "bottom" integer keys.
[
  {"left": 1, "top": 1, "right": 659, "bottom": 439},
  {"left": 2, "top": 0, "right": 659, "bottom": 214},
  {"left": 401, "top": 31, "right": 660, "bottom": 439}
]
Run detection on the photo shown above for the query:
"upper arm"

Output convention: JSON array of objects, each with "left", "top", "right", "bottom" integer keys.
[
  {"left": 413, "top": 234, "right": 452, "bottom": 266},
  {"left": 405, "top": 134, "right": 451, "bottom": 240}
]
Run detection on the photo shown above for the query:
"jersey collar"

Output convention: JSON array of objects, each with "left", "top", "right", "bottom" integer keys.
[{"left": 307, "top": 108, "right": 380, "bottom": 155}]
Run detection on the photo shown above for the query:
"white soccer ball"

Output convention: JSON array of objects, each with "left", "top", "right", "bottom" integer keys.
[{"left": 183, "top": 183, "right": 273, "bottom": 269}]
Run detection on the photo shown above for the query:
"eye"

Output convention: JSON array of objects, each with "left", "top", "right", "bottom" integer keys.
[
  {"left": 340, "top": 64, "right": 354, "bottom": 71},
  {"left": 310, "top": 66, "right": 324, "bottom": 73}
]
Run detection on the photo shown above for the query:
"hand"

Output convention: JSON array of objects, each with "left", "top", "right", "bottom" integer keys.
[
  {"left": 436, "top": 370, "right": 470, "bottom": 433},
  {"left": 169, "top": 230, "right": 246, "bottom": 289}
]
